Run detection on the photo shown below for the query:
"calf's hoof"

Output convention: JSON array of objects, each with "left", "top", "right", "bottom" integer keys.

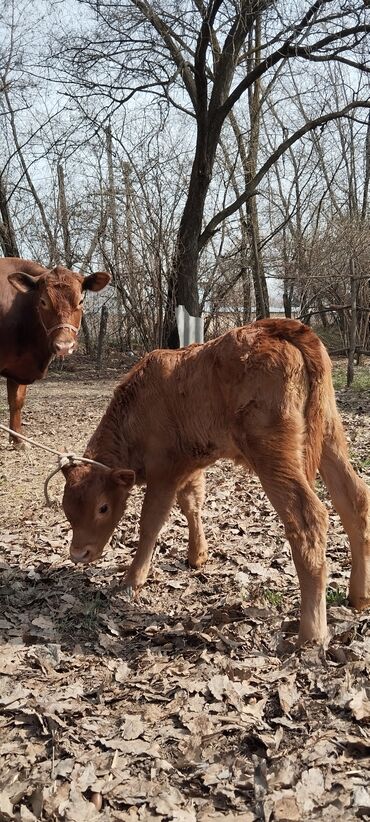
[
  {"left": 297, "top": 618, "right": 328, "bottom": 647},
  {"left": 121, "top": 584, "right": 135, "bottom": 601},
  {"left": 349, "top": 594, "right": 370, "bottom": 612},
  {"left": 188, "top": 548, "right": 208, "bottom": 569},
  {"left": 297, "top": 632, "right": 328, "bottom": 648}
]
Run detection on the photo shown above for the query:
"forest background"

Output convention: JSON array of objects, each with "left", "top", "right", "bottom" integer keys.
[{"left": 1, "top": 0, "right": 370, "bottom": 382}]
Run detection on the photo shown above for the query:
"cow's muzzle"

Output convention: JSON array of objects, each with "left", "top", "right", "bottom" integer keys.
[
  {"left": 53, "top": 339, "right": 76, "bottom": 357},
  {"left": 46, "top": 322, "right": 80, "bottom": 357}
]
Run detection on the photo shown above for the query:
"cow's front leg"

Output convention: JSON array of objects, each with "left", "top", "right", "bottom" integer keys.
[
  {"left": 123, "top": 481, "right": 176, "bottom": 594},
  {"left": 6, "top": 379, "right": 28, "bottom": 447}
]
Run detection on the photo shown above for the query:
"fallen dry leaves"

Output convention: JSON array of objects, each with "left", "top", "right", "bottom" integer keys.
[{"left": 0, "top": 363, "right": 369, "bottom": 820}]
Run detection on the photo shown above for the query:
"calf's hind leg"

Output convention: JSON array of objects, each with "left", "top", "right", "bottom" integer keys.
[
  {"left": 177, "top": 470, "right": 208, "bottom": 568},
  {"left": 7, "top": 379, "right": 27, "bottom": 447},
  {"left": 238, "top": 416, "right": 329, "bottom": 644},
  {"left": 319, "top": 416, "right": 370, "bottom": 611}
]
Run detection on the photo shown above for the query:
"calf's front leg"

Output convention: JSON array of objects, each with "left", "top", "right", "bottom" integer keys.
[
  {"left": 177, "top": 470, "right": 208, "bottom": 568},
  {"left": 7, "top": 379, "right": 28, "bottom": 447},
  {"left": 123, "top": 481, "right": 176, "bottom": 594}
]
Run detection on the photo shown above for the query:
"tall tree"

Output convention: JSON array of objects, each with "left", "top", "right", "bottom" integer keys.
[{"left": 58, "top": 1, "right": 370, "bottom": 344}]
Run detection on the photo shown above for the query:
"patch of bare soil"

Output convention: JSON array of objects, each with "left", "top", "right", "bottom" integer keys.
[{"left": 0, "top": 369, "right": 370, "bottom": 821}]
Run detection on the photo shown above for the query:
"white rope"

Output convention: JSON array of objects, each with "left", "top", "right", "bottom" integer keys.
[
  {"left": 45, "top": 321, "right": 80, "bottom": 336},
  {"left": 0, "top": 422, "right": 110, "bottom": 506},
  {"left": 0, "top": 423, "right": 63, "bottom": 456}
]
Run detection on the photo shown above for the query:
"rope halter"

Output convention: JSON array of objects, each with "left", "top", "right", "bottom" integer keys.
[
  {"left": 45, "top": 322, "right": 81, "bottom": 336},
  {"left": 43, "top": 453, "right": 110, "bottom": 506},
  {"left": 0, "top": 423, "right": 110, "bottom": 506}
]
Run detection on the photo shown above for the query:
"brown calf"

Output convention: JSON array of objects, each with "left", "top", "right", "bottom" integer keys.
[
  {"left": 62, "top": 319, "right": 370, "bottom": 644},
  {"left": 0, "top": 257, "right": 110, "bottom": 444}
]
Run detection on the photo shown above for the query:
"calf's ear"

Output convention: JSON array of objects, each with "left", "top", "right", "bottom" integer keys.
[
  {"left": 111, "top": 468, "right": 135, "bottom": 489},
  {"left": 82, "top": 271, "right": 111, "bottom": 292},
  {"left": 61, "top": 463, "right": 74, "bottom": 479},
  {"left": 8, "top": 272, "right": 40, "bottom": 293}
]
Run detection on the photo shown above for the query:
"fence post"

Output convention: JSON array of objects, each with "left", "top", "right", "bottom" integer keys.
[{"left": 175, "top": 305, "right": 204, "bottom": 347}]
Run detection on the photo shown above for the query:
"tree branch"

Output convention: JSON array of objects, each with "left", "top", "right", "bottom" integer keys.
[
  {"left": 217, "top": 22, "right": 370, "bottom": 123},
  {"left": 200, "top": 100, "right": 370, "bottom": 247},
  {"left": 129, "top": 0, "right": 198, "bottom": 109}
]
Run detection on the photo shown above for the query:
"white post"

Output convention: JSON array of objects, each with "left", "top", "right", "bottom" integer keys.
[{"left": 175, "top": 305, "right": 204, "bottom": 347}]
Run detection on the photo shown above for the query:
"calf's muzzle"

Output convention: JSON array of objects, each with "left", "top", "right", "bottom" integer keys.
[{"left": 70, "top": 543, "right": 102, "bottom": 564}]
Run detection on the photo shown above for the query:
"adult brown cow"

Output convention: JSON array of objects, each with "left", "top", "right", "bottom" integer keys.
[
  {"left": 61, "top": 319, "right": 370, "bottom": 645},
  {"left": 0, "top": 257, "right": 110, "bottom": 445}
]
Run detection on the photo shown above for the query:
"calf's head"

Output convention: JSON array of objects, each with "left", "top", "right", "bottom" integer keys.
[
  {"left": 62, "top": 464, "right": 135, "bottom": 564},
  {"left": 8, "top": 266, "right": 110, "bottom": 357}
]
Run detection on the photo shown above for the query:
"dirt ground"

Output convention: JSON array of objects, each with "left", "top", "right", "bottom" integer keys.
[{"left": 0, "top": 363, "right": 370, "bottom": 821}]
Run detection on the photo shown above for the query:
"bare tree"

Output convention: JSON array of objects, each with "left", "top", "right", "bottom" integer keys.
[
  {"left": 0, "top": 175, "right": 19, "bottom": 256},
  {"left": 55, "top": 0, "right": 370, "bottom": 344}
]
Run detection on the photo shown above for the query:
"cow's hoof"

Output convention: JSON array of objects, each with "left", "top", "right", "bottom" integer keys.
[{"left": 11, "top": 439, "right": 27, "bottom": 450}]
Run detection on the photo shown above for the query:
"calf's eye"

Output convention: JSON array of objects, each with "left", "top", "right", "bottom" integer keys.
[{"left": 99, "top": 503, "right": 109, "bottom": 514}]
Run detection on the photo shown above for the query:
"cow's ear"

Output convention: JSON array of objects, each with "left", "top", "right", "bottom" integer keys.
[
  {"left": 8, "top": 272, "right": 40, "bottom": 293},
  {"left": 82, "top": 271, "right": 111, "bottom": 292},
  {"left": 111, "top": 468, "right": 135, "bottom": 489}
]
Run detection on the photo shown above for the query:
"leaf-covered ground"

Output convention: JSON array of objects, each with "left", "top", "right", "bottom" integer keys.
[{"left": 0, "top": 363, "right": 370, "bottom": 821}]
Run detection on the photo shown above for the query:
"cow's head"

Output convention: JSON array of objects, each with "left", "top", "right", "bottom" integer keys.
[
  {"left": 8, "top": 266, "right": 110, "bottom": 357},
  {"left": 62, "top": 464, "right": 135, "bottom": 564}
]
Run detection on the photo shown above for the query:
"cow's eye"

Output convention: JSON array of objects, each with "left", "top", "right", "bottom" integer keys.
[
  {"left": 99, "top": 503, "right": 109, "bottom": 514},
  {"left": 40, "top": 297, "right": 48, "bottom": 308},
  {"left": 79, "top": 298, "right": 84, "bottom": 307}
]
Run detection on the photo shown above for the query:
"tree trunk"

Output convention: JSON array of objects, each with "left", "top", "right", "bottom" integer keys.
[
  {"left": 162, "top": 159, "right": 210, "bottom": 347},
  {"left": 4, "top": 86, "right": 58, "bottom": 264},
  {"left": 81, "top": 314, "right": 92, "bottom": 356},
  {"left": 347, "top": 260, "right": 357, "bottom": 387},
  {"left": 97, "top": 304, "right": 109, "bottom": 371},
  {"left": 246, "top": 196, "right": 269, "bottom": 318},
  {"left": 245, "top": 16, "right": 269, "bottom": 319},
  {"left": 318, "top": 299, "right": 328, "bottom": 329},
  {"left": 58, "top": 160, "right": 93, "bottom": 354},
  {"left": 283, "top": 284, "right": 292, "bottom": 318},
  {"left": 57, "top": 163, "right": 73, "bottom": 267},
  {"left": 106, "top": 124, "right": 124, "bottom": 351},
  {"left": 0, "top": 175, "right": 20, "bottom": 257},
  {"left": 160, "top": 5, "right": 273, "bottom": 347},
  {"left": 241, "top": 221, "right": 251, "bottom": 323},
  {"left": 361, "top": 112, "right": 370, "bottom": 220},
  {"left": 122, "top": 161, "right": 134, "bottom": 349}
]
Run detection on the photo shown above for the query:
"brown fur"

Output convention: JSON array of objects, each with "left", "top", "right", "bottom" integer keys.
[
  {"left": 0, "top": 257, "right": 110, "bottom": 444},
  {"left": 62, "top": 319, "right": 370, "bottom": 644}
]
